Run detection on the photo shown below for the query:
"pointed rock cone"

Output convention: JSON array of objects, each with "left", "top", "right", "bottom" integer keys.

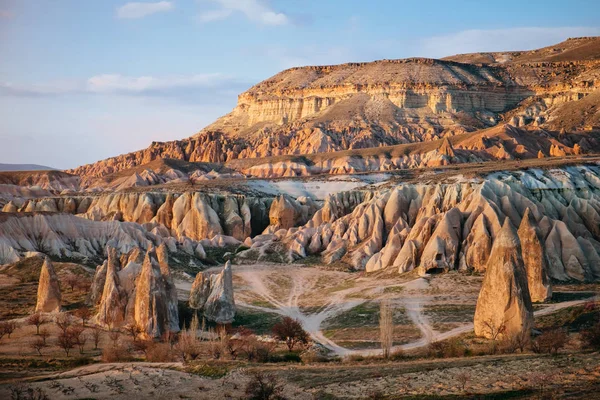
[
  {"left": 35, "top": 257, "right": 62, "bottom": 313},
  {"left": 134, "top": 247, "right": 169, "bottom": 338},
  {"left": 96, "top": 247, "right": 126, "bottom": 328},
  {"left": 189, "top": 271, "right": 211, "bottom": 311},
  {"left": 156, "top": 243, "right": 180, "bottom": 333},
  {"left": 87, "top": 260, "right": 107, "bottom": 306},
  {"left": 438, "top": 137, "right": 455, "bottom": 157},
  {"left": 474, "top": 219, "right": 534, "bottom": 339},
  {"left": 205, "top": 261, "right": 235, "bottom": 324},
  {"left": 518, "top": 208, "right": 552, "bottom": 302}
]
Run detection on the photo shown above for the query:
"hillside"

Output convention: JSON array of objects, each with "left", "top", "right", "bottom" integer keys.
[{"left": 68, "top": 37, "right": 600, "bottom": 183}]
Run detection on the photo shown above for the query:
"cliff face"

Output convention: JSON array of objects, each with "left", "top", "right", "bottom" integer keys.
[{"left": 66, "top": 38, "right": 600, "bottom": 183}]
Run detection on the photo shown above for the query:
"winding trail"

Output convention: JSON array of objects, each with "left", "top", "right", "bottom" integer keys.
[{"left": 181, "top": 265, "right": 598, "bottom": 358}]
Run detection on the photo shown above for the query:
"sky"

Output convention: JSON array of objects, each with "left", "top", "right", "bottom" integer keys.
[{"left": 1, "top": 0, "right": 600, "bottom": 169}]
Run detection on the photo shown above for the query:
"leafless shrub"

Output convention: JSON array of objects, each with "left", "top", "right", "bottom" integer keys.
[
  {"left": 174, "top": 328, "right": 202, "bottom": 362},
  {"left": 379, "top": 300, "right": 393, "bottom": 359},
  {"left": 456, "top": 371, "right": 470, "bottom": 392},
  {"left": 9, "top": 383, "right": 49, "bottom": 400},
  {"left": 532, "top": 329, "right": 568, "bottom": 355},
  {"left": 146, "top": 342, "right": 175, "bottom": 362},
  {"left": 102, "top": 342, "right": 131, "bottom": 362},
  {"left": 481, "top": 319, "right": 506, "bottom": 354},
  {"left": 580, "top": 321, "right": 600, "bottom": 350},
  {"left": 244, "top": 371, "right": 286, "bottom": 400}
]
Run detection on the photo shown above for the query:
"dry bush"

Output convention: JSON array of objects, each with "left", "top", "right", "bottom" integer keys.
[
  {"left": 9, "top": 383, "right": 49, "bottom": 400},
  {"left": 27, "top": 313, "right": 45, "bottom": 335},
  {"left": 456, "top": 371, "right": 470, "bottom": 392},
  {"left": 102, "top": 342, "right": 131, "bottom": 362},
  {"left": 427, "top": 338, "right": 466, "bottom": 358},
  {"left": 379, "top": 300, "right": 393, "bottom": 359},
  {"left": 389, "top": 348, "right": 405, "bottom": 360},
  {"left": 580, "top": 321, "right": 600, "bottom": 350},
  {"left": 532, "top": 329, "right": 569, "bottom": 355},
  {"left": 146, "top": 342, "right": 175, "bottom": 362},
  {"left": 244, "top": 371, "right": 286, "bottom": 400},
  {"left": 174, "top": 329, "right": 202, "bottom": 362},
  {"left": 500, "top": 330, "right": 530, "bottom": 354}
]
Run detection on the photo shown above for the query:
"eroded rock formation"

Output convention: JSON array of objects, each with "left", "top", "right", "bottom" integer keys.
[
  {"left": 35, "top": 257, "right": 61, "bottom": 313},
  {"left": 92, "top": 246, "right": 179, "bottom": 337},
  {"left": 518, "top": 208, "right": 552, "bottom": 302},
  {"left": 239, "top": 166, "right": 600, "bottom": 284},
  {"left": 189, "top": 261, "right": 235, "bottom": 324},
  {"left": 474, "top": 219, "right": 534, "bottom": 339}
]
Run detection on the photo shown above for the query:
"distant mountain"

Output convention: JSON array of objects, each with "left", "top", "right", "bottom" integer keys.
[
  {"left": 69, "top": 37, "right": 600, "bottom": 182},
  {"left": 0, "top": 163, "right": 55, "bottom": 172}
]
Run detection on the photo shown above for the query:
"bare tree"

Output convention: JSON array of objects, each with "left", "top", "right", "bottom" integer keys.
[
  {"left": 39, "top": 328, "right": 50, "bottom": 345},
  {"left": 272, "top": 316, "right": 309, "bottom": 352},
  {"left": 108, "top": 330, "right": 120, "bottom": 347},
  {"left": 30, "top": 337, "right": 48, "bottom": 356},
  {"left": 126, "top": 324, "right": 143, "bottom": 342},
  {"left": 91, "top": 327, "right": 102, "bottom": 350},
  {"left": 74, "top": 307, "right": 92, "bottom": 327},
  {"left": 456, "top": 372, "right": 470, "bottom": 392},
  {"left": 27, "top": 313, "right": 45, "bottom": 335},
  {"left": 0, "top": 321, "right": 18, "bottom": 339},
  {"left": 64, "top": 274, "right": 80, "bottom": 292},
  {"left": 482, "top": 319, "right": 506, "bottom": 354},
  {"left": 57, "top": 330, "right": 75, "bottom": 357},
  {"left": 379, "top": 300, "right": 394, "bottom": 359},
  {"left": 55, "top": 314, "right": 73, "bottom": 335}
]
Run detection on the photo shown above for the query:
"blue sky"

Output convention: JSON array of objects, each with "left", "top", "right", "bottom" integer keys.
[{"left": 1, "top": 0, "right": 599, "bottom": 169}]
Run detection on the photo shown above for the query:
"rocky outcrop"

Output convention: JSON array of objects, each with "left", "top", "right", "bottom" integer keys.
[
  {"left": 35, "top": 257, "right": 61, "bottom": 313},
  {"left": 474, "top": 219, "right": 534, "bottom": 339},
  {"left": 238, "top": 166, "right": 600, "bottom": 283},
  {"left": 518, "top": 208, "right": 552, "bottom": 302},
  {"left": 92, "top": 246, "right": 180, "bottom": 336},
  {"left": 189, "top": 261, "right": 235, "bottom": 324}
]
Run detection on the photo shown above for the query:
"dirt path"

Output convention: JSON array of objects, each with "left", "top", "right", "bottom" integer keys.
[{"left": 178, "top": 264, "right": 598, "bottom": 358}]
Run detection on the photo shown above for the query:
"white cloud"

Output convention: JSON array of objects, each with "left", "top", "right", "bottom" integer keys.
[
  {"left": 197, "top": 0, "right": 288, "bottom": 26},
  {"left": 0, "top": 10, "right": 13, "bottom": 19},
  {"left": 116, "top": 1, "right": 173, "bottom": 19},
  {"left": 0, "top": 73, "right": 246, "bottom": 103},
  {"left": 86, "top": 73, "right": 226, "bottom": 93},
  {"left": 418, "top": 26, "right": 600, "bottom": 59}
]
